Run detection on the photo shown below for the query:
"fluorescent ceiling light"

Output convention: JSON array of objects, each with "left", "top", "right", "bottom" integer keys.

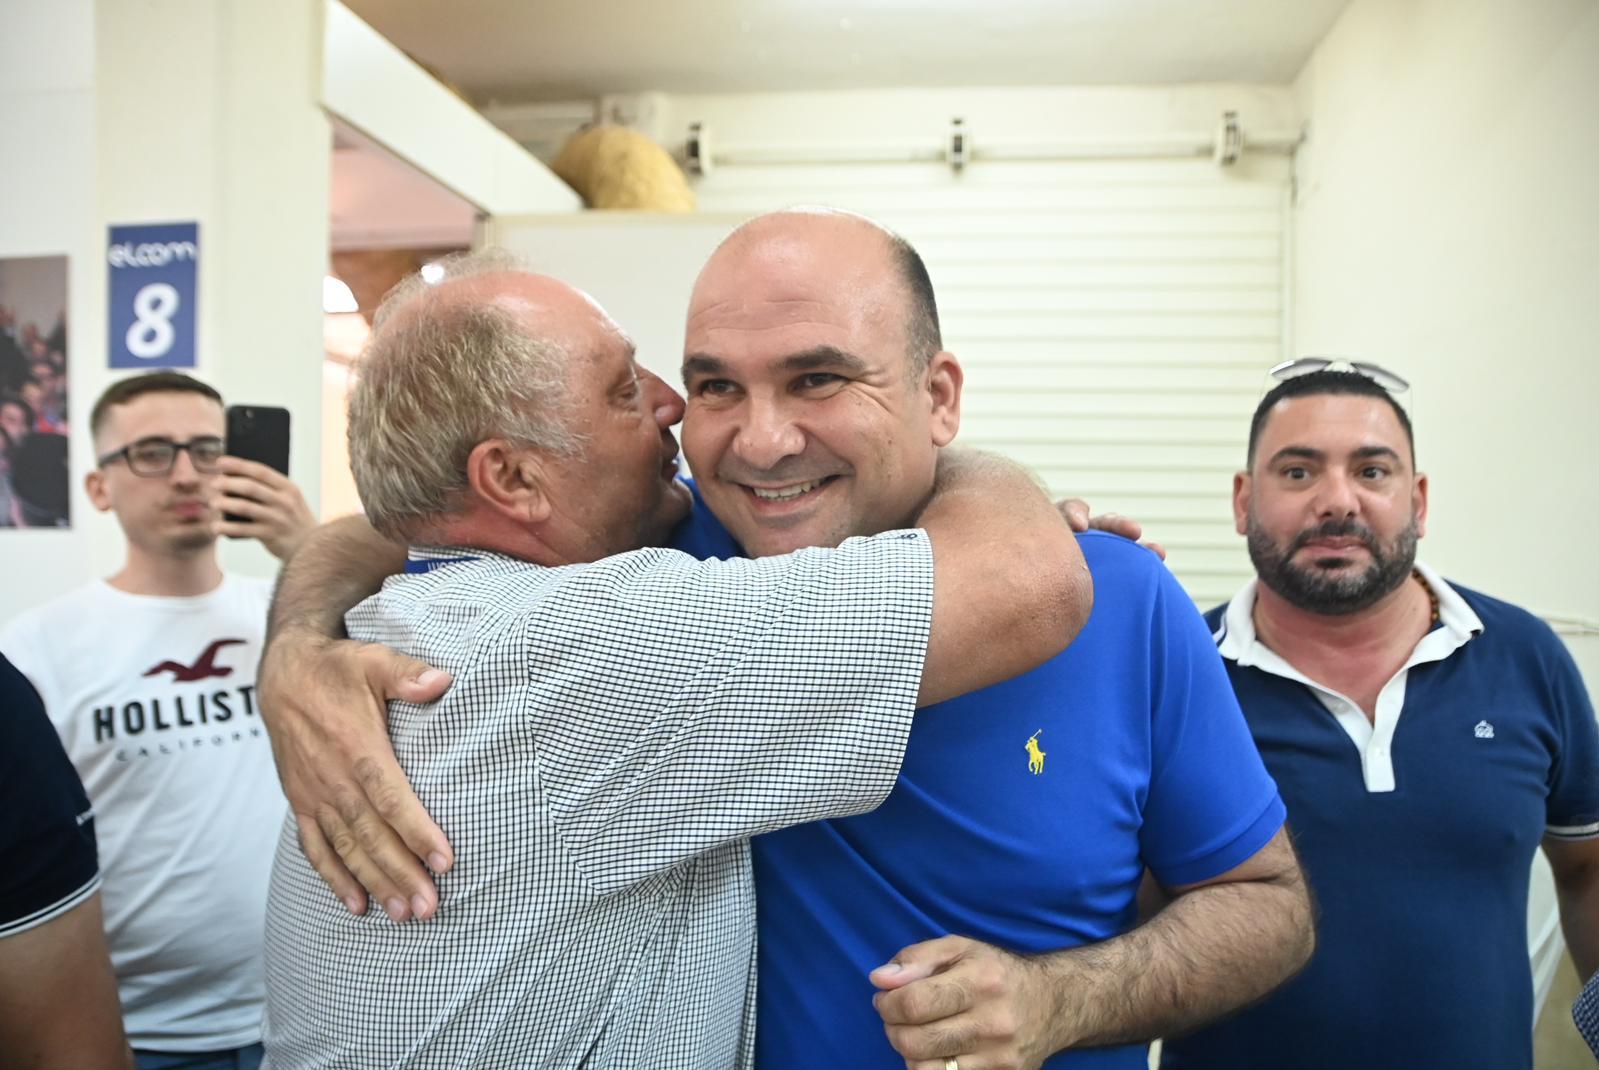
[{"left": 420, "top": 262, "right": 445, "bottom": 284}]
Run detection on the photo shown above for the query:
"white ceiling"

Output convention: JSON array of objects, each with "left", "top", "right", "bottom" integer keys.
[{"left": 343, "top": 0, "right": 1352, "bottom": 104}]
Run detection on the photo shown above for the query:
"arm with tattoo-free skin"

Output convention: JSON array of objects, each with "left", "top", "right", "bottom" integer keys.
[
  {"left": 914, "top": 449, "right": 1091, "bottom": 706},
  {"left": 871, "top": 827, "right": 1313, "bottom": 1070},
  {"left": 258, "top": 515, "right": 453, "bottom": 922},
  {"left": 1545, "top": 836, "right": 1599, "bottom": 982},
  {"left": 265, "top": 514, "right": 407, "bottom": 639},
  {"left": 0, "top": 894, "right": 131, "bottom": 1069},
  {"left": 258, "top": 450, "right": 1091, "bottom": 923}
]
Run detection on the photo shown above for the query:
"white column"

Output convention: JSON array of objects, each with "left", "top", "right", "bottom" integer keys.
[{"left": 96, "top": 0, "right": 330, "bottom": 578}]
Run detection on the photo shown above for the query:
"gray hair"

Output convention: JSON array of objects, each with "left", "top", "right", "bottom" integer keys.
[{"left": 348, "top": 250, "right": 582, "bottom": 541}]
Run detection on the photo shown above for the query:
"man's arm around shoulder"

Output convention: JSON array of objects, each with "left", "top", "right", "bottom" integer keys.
[
  {"left": 257, "top": 515, "right": 453, "bottom": 923},
  {"left": 915, "top": 449, "right": 1092, "bottom": 706},
  {"left": 258, "top": 450, "right": 1094, "bottom": 920}
]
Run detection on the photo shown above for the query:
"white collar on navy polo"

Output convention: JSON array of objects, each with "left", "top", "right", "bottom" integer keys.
[
  {"left": 1213, "top": 562, "right": 1485, "bottom": 794},
  {"left": 1216, "top": 561, "right": 1483, "bottom": 664}
]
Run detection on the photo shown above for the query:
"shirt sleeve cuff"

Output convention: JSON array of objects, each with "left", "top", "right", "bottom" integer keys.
[
  {"left": 0, "top": 872, "right": 100, "bottom": 939},
  {"left": 1149, "top": 791, "right": 1288, "bottom": 889}
]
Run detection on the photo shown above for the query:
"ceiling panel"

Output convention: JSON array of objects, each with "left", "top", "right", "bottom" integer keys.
[{"left": 344, "top": 0, "right": 1350, "bottom": 103}]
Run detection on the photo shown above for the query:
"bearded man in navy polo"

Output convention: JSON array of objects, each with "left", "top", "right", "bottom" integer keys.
[{"left": 1162, "top": 367, "right": 1599, "bottom": 1070}]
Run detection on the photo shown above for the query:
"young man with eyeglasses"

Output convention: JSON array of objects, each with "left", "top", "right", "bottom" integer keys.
[
  {"left": 0, "top": 371, "right": 315, "bottom": 1070},
  {"left": 1158, "top": 365, "right": 1599, "bottom": 1070}
]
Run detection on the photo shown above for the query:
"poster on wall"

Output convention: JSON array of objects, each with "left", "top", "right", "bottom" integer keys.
[
  {"left": 0, "top": 255, "right": 70, "bottom": 528},
  {"left": 108, "top": 222, "right": 199, "bottom": 370}
]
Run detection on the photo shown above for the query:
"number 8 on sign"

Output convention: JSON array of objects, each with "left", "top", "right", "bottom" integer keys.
[{"left": 126, "top": 282, "right": 179, "bottom": 360}]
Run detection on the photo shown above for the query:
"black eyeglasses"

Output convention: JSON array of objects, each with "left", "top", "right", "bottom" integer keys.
[
  {"left": 1268, "top": 357, "right": 1410, "bottom": 394},
  {"left": 97, "top": 436, "right": 226, "bottom": 477}
]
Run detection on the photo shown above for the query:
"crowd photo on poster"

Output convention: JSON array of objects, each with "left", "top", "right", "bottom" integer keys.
[{"left": 0, "top": 255, "right": 70, "bottom": 528}]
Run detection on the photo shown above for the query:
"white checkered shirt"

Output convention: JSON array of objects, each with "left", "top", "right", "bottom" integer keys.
[{"left": 262, "top": 531, "right": 933, "bottom": 1069}]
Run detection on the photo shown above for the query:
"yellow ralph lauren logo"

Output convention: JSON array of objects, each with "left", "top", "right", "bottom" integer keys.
[{"left": 1025, "top": 730, "right": 1046, "bottom": 775}]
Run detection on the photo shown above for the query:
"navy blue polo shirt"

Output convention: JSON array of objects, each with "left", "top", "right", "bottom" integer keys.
[
  {"left": 666, "top": 491, "right": 1285, "bottom": 1068},
  {"left": 1162, "top": 569, "right": 1599, "bottom": 1070},
  {"left": 0, "top": 652, "right": 100, "bottom": 938}
]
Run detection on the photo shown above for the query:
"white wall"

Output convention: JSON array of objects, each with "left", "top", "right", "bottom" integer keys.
[
  {"left": 0, "top": 0, "right": 100, "bottom": 612},
  {"left": 1291, "top": 0, "right": 1599, "bottom": 1015},
  {"left": 1292, "top": 0, "right": 1599, "bottom": 685},
  {"left": 0, "top": 0, "right": 332, "bottom": 623}
]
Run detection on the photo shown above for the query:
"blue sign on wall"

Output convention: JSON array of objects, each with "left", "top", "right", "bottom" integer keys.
[{"left": 107, "top": 222, "right": 199, "bottom": 369}]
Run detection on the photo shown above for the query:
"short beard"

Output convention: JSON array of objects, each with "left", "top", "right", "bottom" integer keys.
[
  {"left": 1247, "top": 514, "right": 1418, "bottom": 615},
  {"left": 165, "top": 526, "right": 219, "bottom": 556}
]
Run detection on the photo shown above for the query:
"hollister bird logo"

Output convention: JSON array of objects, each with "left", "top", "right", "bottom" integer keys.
[
  {"left": 142, "top": 639, "right": 247, "bottom": 683},
  {"left": 1025, "top": 730, "right": 1046, "bottom": 775}
]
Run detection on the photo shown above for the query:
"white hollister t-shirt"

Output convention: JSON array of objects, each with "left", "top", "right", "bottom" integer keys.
[{"left": 1, "top": 574, "right": 285, "bottom": 1052}]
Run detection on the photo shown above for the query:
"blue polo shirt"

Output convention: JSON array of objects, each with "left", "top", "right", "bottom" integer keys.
[
  {"left": 1162, "top": 570, "right": 1599, "bottom": 1070},
  {"left": 666, "top": 480, "right": 742, "bottom": 561},
  {"left": 667, "top": 495, "right": 1285, "bottom": 1067}
]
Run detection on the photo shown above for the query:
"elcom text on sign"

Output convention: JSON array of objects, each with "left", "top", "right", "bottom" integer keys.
[{"left": 108, "top": 222, "right": 199, "bottom": 369}]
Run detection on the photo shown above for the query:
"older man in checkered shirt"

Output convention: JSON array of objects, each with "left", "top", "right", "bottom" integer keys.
[{"left": 257, "top": 256, "right": 1089, "bottom": 1067}]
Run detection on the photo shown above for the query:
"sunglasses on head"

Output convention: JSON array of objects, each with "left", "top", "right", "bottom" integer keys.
[{"left": 1267, "top": 357, "right": 1410, "bottom": 394}]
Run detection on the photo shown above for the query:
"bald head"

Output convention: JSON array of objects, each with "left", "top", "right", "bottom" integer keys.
[
  {"left": 680, "top": 208, "right": 965, "bottom": 558},
  {"left": 695, "top": 209, "right": 942, "bottom": 379}
]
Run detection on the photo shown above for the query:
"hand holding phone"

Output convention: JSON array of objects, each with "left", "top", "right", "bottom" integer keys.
[{"left": 219, "top": 405, "right": 316, "bottom": 560}]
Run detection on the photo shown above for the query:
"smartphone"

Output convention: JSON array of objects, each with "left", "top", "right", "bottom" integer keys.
[{"left": 224, "top": 405, "right": 291, "bottom": 527}]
